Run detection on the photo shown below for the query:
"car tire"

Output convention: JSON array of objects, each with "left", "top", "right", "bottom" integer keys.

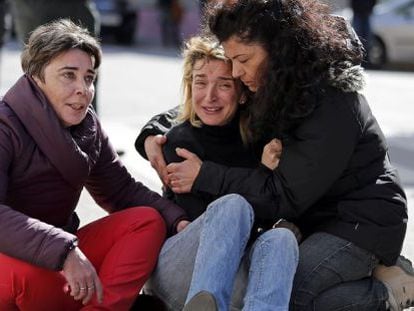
[
  {"left": 115, "top": 12, "right": 137, "bottom": 45},
  {"left": 368, "top": 36, "right": 387, "bottom": 68}
]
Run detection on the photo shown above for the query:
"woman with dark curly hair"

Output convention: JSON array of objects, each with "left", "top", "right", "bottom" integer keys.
[{"left": 135, "top": 0, "right": 413, "bottom": 310}]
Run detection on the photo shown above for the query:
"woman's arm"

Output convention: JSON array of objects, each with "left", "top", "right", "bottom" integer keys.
[
  {"left": 86, "top": 121, "right": 188, "bottom": 236},
  {"left": 0, "top": 122, "right": 77, "bottom": 271},
  {"left": 134, "top": 106, "right": 180, "bottom": 159},
  {"left": 166, "top": 147, "right": 282, "bottom": 221},
  {"left": 135, "top": 106, "right": 181, "bottom": 185}
]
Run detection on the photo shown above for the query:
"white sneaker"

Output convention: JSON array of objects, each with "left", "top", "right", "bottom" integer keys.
[{"left": 373, "top": 256, "right": 414, "bottom": 311}]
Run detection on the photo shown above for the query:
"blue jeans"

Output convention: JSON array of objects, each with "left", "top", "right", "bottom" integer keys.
[
  {"left": 290, "top": 232, "right": 388, "bottom": 311},
  {"left": 145, "top": 194, "right": 299, "bottom": 311}
]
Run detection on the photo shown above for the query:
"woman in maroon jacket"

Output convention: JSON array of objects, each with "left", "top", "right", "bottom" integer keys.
[{"left": 0, "top": 19, "right": 188, "bottom": 310}]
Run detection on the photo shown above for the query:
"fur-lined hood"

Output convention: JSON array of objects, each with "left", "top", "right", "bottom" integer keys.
[{"left": 327, "top": 61, "right": 366, "bottom": 93}]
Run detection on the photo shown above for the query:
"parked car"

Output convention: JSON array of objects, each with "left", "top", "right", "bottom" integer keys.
[
  {"left": 336, "top": 0, "right": 414, "bottom": 67},
  {"left": 94, "top": 0, "right": 138, "bottom": 45}
]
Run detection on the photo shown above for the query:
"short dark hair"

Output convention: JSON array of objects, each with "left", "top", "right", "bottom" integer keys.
[{"left": 21, "top": 19, "right": 102, "bottom": 81}]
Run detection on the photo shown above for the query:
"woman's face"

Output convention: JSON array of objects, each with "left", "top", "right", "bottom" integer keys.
[
  {"left": 222, "top": 36, "right": 268, "bottom": 93},
  {"left": 192, "top": 58, "right": 241, "bottom": 126},
  {"left": 33, "top": 48, "right": 96, "bottom": 127}
]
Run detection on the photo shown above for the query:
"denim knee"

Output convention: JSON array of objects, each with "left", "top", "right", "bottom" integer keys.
[
  {"left": 258, "top": 228, "right": 299, "bottom": 258},
  {"left": 290, "top": 232, "right": 381, "bottom": 311},
  {"left": 205, "top": 194, "right": 254, "bottom": 228}
]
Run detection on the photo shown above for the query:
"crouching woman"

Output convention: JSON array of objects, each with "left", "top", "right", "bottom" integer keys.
[{"left": 0, "top": 19, "right": 188, "bottom": 310}]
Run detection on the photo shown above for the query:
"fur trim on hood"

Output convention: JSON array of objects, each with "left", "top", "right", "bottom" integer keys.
[{"left": 328, "top": 61, "right": 366, "bottom": 93}]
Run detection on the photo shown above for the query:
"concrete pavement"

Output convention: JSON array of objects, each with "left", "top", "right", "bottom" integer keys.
[{"left": 1, "top": 39, "right": 414, "bottom": 263}]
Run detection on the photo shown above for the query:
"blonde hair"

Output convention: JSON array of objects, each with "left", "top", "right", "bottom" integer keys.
[
  {"left": 178, "top": 35, "right": 252, "bottom": 143},
  {"left": 178, "top": 36, "right": 229, "bottom": 127}
]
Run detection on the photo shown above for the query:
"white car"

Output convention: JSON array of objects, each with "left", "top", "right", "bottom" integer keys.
[{"left": 337, "top": 0, "right": 414, "bottom": 67}]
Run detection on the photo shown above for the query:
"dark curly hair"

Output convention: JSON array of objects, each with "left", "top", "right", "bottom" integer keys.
[{"left": 206, "top": 0, "right": 363, "bottom": 142}]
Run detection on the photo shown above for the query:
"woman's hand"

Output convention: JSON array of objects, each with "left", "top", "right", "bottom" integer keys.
[
  {"left": 176, "top": 220, "right": 191, "bottom": 233},
  {"left": 166, "top": 148, "right": 202, "bottom": 193},
  {"left": 62, "top": 247, "right": 103, "bottom": 305},
  {"left": 261, "top": 138, "right": 283, "bottom": 170},
  {"left": 144, "top": 135, "right": 169, "bottom": 186}
]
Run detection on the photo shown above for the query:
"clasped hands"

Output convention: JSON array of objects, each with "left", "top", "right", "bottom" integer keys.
[
  {"left": 166, "top": 138, "right": 281, "bottom": 191},
  {"left": 145, "top": 134, "right": 282, "bottom": 192},
  {"left": 145, "top": 135, "right": 201, "bottom": 193}
]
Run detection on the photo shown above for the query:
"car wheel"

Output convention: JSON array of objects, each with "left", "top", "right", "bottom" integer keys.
[
  {"left": 115, "top": 12, "right": 137, "bottom": 45},
  {"left": 368, "top": 36, "right": 387, "bottom": 68}
]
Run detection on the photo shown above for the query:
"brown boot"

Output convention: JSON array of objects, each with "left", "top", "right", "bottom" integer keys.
[
  {"left": 373, "top": 256, "right": 414, "bottom": 311},
  {"left": 183, "top": 291, "right": 218, "bottom": 311}
]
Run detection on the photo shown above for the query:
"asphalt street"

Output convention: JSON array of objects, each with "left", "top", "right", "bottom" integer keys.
[{"left": 1, "top": 39, "right": 414, "bottom": 262}]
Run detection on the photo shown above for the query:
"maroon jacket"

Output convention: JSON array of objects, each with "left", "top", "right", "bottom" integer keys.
[{"left": 0, "top": 75, "right": 187, "bottom": 271}]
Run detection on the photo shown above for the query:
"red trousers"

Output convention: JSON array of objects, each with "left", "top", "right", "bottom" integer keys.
[{"left": 0, "top": 207, "right": 166, "bottom": 311}]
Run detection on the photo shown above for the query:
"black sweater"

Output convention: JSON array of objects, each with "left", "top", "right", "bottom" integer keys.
[{"left": 162, "top": 116, "right": 261, "bottom": 221}]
